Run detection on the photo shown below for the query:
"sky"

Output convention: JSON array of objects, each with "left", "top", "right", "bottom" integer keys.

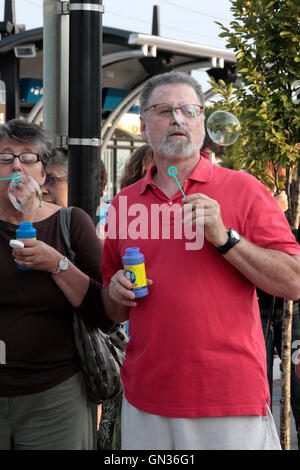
[
  {"left": 0, "top": 0, "right": 235, "bottom": 92},
  {"left": 0, "top": 0, "right": 233, "bottom": 48}
]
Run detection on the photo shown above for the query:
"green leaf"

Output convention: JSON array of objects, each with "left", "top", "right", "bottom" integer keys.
[
  {"left": 265, "top": 0, "right": 277, "bottom": 10},
  {"left": 206, "top": 0, "right": 300, "bottom": 180}
]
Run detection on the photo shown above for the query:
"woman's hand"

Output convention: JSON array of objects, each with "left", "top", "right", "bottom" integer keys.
[{"left": 12, "top": 239, "right": 63, "bottom": 272}]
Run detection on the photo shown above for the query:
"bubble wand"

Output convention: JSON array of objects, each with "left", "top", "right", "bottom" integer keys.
[
  {"left": 167, "top": 166, "right": 186, "bottom": 198},
  {"left": 0, "top": 173, "right": 21, "bottom": 182}
]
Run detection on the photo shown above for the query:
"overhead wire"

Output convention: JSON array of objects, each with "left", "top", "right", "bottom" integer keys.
[
  {"left": 104, "top": 10, "right": 225, "bottom": 42},
  {"left": 22, "top": 0, "right": 42, "bottom": 8},
  {"left": 158, "top": 0, "right": 231, "bottom": 22}
]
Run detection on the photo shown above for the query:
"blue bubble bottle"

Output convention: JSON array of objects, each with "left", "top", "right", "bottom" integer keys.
[
  {"left": 16, "top": 222, "right": 36, "bottom": 271},
  {"left": 122, "top": 247, "right": 148, "bottom": 298}
]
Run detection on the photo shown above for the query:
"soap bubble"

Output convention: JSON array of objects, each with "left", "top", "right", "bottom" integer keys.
[
  {"left": 8, "top": 174, "right": 42, "bottom": 214},
  {"left": 206, "top": 110, "right": 241, "bottom": 146}
]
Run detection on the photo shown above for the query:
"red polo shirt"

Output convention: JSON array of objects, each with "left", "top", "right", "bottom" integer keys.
[{"left": 101, "top": 153, "right": 300, "bottom": 418}]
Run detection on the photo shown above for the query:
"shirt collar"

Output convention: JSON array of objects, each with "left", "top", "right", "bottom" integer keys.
[{"left": 140, "top": 151, "right": 213, "bottom": 194}]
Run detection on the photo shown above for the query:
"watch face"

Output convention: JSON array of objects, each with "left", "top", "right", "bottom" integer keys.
[
  {"left": 231, "top": 229, "right": 240, "bottom": 240},
  {"left": 60, "top": 258, "right": 69, "bottom": 271}
]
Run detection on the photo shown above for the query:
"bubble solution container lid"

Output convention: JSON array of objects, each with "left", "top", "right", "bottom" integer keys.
[
  {"left": 123, "top": 247, "right": 144, "bottom": 265},
  {"left": 16, "top": 222, "right": 36, "bottom": 238}
]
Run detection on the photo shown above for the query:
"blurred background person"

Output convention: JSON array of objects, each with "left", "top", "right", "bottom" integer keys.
[
  {"left": 98, "top": 159, "right": 108, "bottom": 242},
  {"left": 42, "top": 148, "right": 68, "bottom": 207},
  {"left": 119, "top": 144, "right": 154, "bottom": 190}
]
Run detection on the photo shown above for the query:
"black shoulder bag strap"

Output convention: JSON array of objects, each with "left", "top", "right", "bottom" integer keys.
[{"left": 59, "top": 207, "right": 76, "bottom": 264}]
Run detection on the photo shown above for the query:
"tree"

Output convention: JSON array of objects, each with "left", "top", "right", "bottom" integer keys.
[{"left": 210, "top": 0, "right": 300, "bottom": 449}]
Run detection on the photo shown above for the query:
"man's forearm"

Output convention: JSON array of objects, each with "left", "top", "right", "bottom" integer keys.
[
  {"left": 101, "top": 285, "right": 130, "bottom": 322},
  {"left": 223, "top": 237, "right": 300, "bottom": 301}
]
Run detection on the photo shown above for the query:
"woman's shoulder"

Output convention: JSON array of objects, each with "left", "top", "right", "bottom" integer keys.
[
  {"left": 68, "top": 206, "right": 101, "bottom": 252},
  {"left": 69, "top": 206, "right": 99, "bottom": 240},
  {"left": 70, "top": 206, "right": 94, "bottom": 224}
]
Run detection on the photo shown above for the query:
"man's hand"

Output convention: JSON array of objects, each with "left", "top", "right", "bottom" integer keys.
[
  {"left": 12, "top": 239, "right": 62, "bottom": 272},
  {"left": 182, "top": 193, "right": 228, "bottom": 247},
  {"left": 109, "top": 269, "right": 153, "bottom": 307}
]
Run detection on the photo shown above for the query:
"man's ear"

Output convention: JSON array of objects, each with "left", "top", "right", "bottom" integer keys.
[{"left": 140, "top": 116, "right": 148, "bottom": 142}]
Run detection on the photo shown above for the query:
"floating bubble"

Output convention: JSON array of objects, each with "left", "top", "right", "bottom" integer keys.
[
  {"left": 206, "top": 110, "right": 241, "bottom": 146},
  {"left": 8, "top": 174, "right": 42, "bottom": 214}
]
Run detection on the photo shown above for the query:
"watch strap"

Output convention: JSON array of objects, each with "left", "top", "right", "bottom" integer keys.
[
  {"left": 216, "top": 229, "right": 240, "bottom": 254},
  {"left": 52, "top": 257, "right": 68, "bottom": 275}
]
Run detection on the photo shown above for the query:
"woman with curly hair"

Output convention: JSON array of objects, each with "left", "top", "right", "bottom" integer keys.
[{"left": 119, "top": 144, "right": 154, "bottom": 190}]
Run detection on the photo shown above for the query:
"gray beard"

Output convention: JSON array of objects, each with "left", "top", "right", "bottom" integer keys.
[{"left": 146, "top": 126, "right": 203, "bottom": 159}]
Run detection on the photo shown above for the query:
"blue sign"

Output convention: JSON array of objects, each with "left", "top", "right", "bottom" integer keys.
[
  {"left": 20, "top": 78, "right": 43, "bottom": 103},
  {"left": 102, "top": 87, "right": 139, "bottom": 113}
]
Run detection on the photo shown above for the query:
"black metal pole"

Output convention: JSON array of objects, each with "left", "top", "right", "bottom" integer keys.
[
  {"left": 152, "top": 5, "right": 160, "bottom": 36},
  {"left": 4, "top": 0, "right": 16, "bottom": 27},
  {"left": 0, "top": 0, "right": 20, "bottom": 120},
  {"left": 0, "top": 51, "right": 19, "bottom": 120},
  {"left": 68, "top": 0, "right": 103, "bottom": 224}
]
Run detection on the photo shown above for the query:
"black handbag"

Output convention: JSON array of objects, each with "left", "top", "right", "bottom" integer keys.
[{"left": 59, "top": 207, "right": 128, "bottom": 404}]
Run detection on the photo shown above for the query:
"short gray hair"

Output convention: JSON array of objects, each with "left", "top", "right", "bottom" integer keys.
[
  {"left": 140, "top": 71, "right": 205, "bottom": 116},
  {"left": 0, "top": 119, "right": 53, "bottom": 168}
]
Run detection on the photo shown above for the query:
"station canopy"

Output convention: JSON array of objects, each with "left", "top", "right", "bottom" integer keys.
[{"left": 0, "top": 25, "right": 237, "bottom": 148}]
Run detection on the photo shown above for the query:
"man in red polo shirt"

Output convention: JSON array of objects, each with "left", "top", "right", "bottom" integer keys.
[{"left": 101, "top": 71, "right": 300, "bottom": 450}]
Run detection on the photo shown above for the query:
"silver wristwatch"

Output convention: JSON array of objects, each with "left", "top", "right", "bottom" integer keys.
[{"left": 52, "top": 257, "right": 69, "bottom": 275}]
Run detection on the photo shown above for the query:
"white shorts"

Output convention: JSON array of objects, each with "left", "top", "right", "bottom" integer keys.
[{"left": 121, "top": 396, "right": 281, "bottom": 450}]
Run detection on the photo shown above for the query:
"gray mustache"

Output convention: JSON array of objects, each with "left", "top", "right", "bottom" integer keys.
[{"left": 165, "top": 127, "right": 190, "bottom": 138}]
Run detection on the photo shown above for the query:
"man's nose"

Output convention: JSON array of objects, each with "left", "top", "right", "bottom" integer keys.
[{"left": 170, "top": 109, "right": 185, "bottom": 127}]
